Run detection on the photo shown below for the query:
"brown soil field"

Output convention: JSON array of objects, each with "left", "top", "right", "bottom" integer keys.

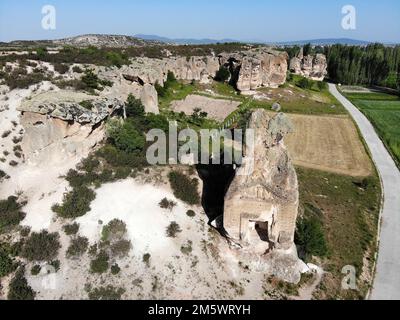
[{"left": 284, "top": 114, "right": 372, "bottom": 177}]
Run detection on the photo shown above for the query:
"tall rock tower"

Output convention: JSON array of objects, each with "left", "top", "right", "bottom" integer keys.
[{"left": 223, "top": 109, "right": 299, "bottom": 255}]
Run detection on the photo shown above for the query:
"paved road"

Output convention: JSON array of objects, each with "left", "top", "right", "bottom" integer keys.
[{"left": 329, "top": 84, "right": 400, "bottom": 300}]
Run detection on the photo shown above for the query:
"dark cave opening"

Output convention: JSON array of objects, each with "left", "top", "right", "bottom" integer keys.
[{"left": 196, "top": 160, "right": 236, "bottom": 236}]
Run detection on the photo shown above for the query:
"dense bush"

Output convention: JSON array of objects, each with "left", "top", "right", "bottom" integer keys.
[
  {"left": 63, "top": 222, "right": 79, "bottom": 236},
  {"left": 66, "top": 236, "right": 89, "bottom": 258},
  {"left": 297, "top": 77, "right": 313, "bottom": 90},
  {"left": 54, "top": 63, "right": 69, "bottom": 74},
  {"left": 0, "top": 169, "right": 6, "bottom": 180},
  {"left": 72, "top": 65, "right": 83, "bottom": 73},
  {"left": 186, "top": 210, "right": 196, "bottom": 218},
  {"left": 110, "top": 239, "right": 132, "bottom": 258},
  {"left": 159, "top": 198, "right": 177, "bottom": 211},
  {"left": 1, "top": 67, "right": 47, "bottom": 89},
  {"left": 0, "top": 245, "right": 16, "bottom": 277},
  {"left": 214, "top": 66, "right": 230, "bottom": 82},
  {"left": 87, "top": 285, "right": 125, "bottom": 300},
  {"left": 52, "top": 186, "right": 96, "bottom": 219},
  {"left": 90, "top": 250, "right": 109, "bottom": 274},
  {"left": 0, "top": 196, "right": 26, "bottom": 233},
  {"left": 295, "top": 216, "right": 328, "bottom": 261},
  {"left": 166, "top": 221, "right": 182, "bottom": 238},
  {"left": 101, "top": 219, "right": 127, "bottom": 242},
  {"left": 31, "top": 265, "right": 41, "bottom": 276},
  {"left": 21, "top": 230, "right": 61, "bottom": 262},
  {"left": 111, "top": 263, "right": 121, "bottom": 275},
  {"left": 7, "top": 267, "right": 36, "bottom": 300},
  {"left": 125, "top": 94, "right": 145, "bottom": 118},
  {"left": 168, "top": 171, "right": 200, "bottom": 205},
  {"left": 107, "top": 119, "right": 145, "bottom": 153}
]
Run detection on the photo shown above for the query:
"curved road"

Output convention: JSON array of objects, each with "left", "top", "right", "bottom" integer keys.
[{"left": 329, "top": 84, "right": 400, "bottom": 300}]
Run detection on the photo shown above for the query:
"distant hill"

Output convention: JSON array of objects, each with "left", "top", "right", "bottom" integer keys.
[
  {"left": 134, "top": 34, "right": 241, "bottom": 45},
  {"left": 1, "top": 34, "right": 161, "bottom": 48},
  {"left": 273, "top": 38, "right": 373, "bottom": 46}
]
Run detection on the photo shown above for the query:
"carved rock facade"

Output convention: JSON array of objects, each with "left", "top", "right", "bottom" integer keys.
[{"left": 224, "top": 110, "right": 299, "bottom": 255}]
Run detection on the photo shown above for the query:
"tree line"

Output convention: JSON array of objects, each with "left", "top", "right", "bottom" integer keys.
[{"left": 325, "top": 43, "right": 400, "bottom": 91}]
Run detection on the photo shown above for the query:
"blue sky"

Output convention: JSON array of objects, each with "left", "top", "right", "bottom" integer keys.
[{"left": 0, "top": 0, "right": 399, "bottom": 43}]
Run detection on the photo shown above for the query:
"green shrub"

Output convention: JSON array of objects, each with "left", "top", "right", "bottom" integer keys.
[
  {"left": 72, "top": 65, "right": 83, "bottom": 73},
  {"left": 101, "top": 219, "right": 127, "bottom": 242},
  {"left": 125, "top": 94, "right": 145, "bottom": 118},
  {"left": 54, "top": 63, "right": 69, "bottom": 74},
  {"left": 66, "top": 236, "right": 89, "bottom": 258},
  {"left": 7, "top": 267, "right": 36, "bottom": 300},
  {"left": 215, "top": 66, "right": 230, "bottom": 82},
  {"left": 79, "top": 100, "right": 94, "bottom": 110},
  {"left": 90, "top": 250, "right": 109, "bottom": 274},
  {"left": 155, "top": 81, "right": 167, "bottom": 97},
  {"left": 143, "top": 253, "right": 151, "bottom": 267},
  {"left": 87, "top": 285, "right": 125, "bottom": 300},
  {"left": 297, "top": 77, "right": 313, "bottom": 90},
  {"left": 186, "top": 210, "right": 196, "bottom": 217},
  {"left": 110, "top": 239, "right": 132, "bottom": 258},
  {"left": 0, "top": 169, "right": 7, "bottom": 180},
  {"left": 63, "top": 222, "right": 80, "bottom": 236},
  {"left": 159, "top": 198, "right": 177, "bottom": 211},
  {"left": 168, "top": 171, "right": 200, "bottom": 205},
  {"left": 111, "top": 263, "right": 121, "bottom": 275},
  {"left": 107, "top": 120, "right": 145, "bottom": 153},
  {"left": 0, "top": 196, "right": 26, "bottom": 233},
  {"left": 52, "top": 186, "right": 96, "bottom": 218},
  {"left": 317, "top": 81, "right": 327, "bottom": 91},
  {"left": 31, "top": 265, "right": 41, "bottom": 276},
  {"left": 180, "top": 240, "right": 193, "bottom": 255},
  {"left": 0, "top": 246, "right": 16, "bottom": 277},
  {"left": 81, "top": 69, "right": 100, "bottom": 91},
  {"left": 295, "top": 216, "right": 328, "bottom": 261},
  {"left": 166, "top": 221, "right": 182, "bottom": 238},
  {"left": 21, "top": 230, "right": 61, "bottom": 262},
  {"left": 49, "top": 260, "right": 60, "bottom": 272}
]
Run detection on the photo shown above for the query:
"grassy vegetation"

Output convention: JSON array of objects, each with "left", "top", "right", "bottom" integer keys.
[
  {"left": 296, "top": 166, "right": 381, "bottom": 299},
  {"left": 344, "top": 91, "right": 400, "bottom": 166}
]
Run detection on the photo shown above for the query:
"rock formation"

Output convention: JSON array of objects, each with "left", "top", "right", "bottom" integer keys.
[
  {"left": 99, "top": 48, "right": 288, "bottom": 95},
  {"left": 289, "top": 48, "right": 328, "bottom": 81},
  {"left": 224, "top": 110, "right": 298, "bottom": 254},
  {"left": 140, "top": 84, "right": 159, "bottom": 114},
  {"left": 17, "top": 91, "right": 123, "bottom": 165},
  {"left": 221, "top": 48, "right": 288, "bottom": 92}
]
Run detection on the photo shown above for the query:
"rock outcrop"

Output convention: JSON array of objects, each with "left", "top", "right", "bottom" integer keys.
[
  {"left": 99, "top": 48, "right": 288, "bottom": 95},
  {"left": 17, "top": 91, "right": 123, "bottom": 165},
  {"left": 140, "top": 84, "right": 159, "bottom": 114},
  {"left": 289, "top": 48, "right": 327, "bottom": 81},
  {"left": 18, "top": 91, "right": 123, "bottom": 125},
  {"left": 221, "top": 48, "right": 288, "bottom": 92},
  {"left": 224, "top": 110, "right": 298, "bottom": 254}
]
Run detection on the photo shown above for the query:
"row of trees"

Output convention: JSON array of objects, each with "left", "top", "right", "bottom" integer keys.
[{"left": 325, "top": 44, "right": 400, "bottom": 90}]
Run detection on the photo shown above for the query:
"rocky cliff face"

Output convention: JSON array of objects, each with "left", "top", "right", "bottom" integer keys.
[
  {"left": 289, "top": 48, "right": 328, "bottom": 81},
  {"left": 99, "top": 47, "right": 288, "bottom": 94},
  {"left": 220, "top": 48, "right": 288, "bottom": 92},
  {"left": 224, "top": 110, "right": 299, "bottom": 254},
  {"left": 17, "top": 91, "right": 123, "bottom": 165}
]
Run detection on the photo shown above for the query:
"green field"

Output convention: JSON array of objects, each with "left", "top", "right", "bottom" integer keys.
[{"left": 344, "top": 91, "right": 400, "bottom": 166}]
